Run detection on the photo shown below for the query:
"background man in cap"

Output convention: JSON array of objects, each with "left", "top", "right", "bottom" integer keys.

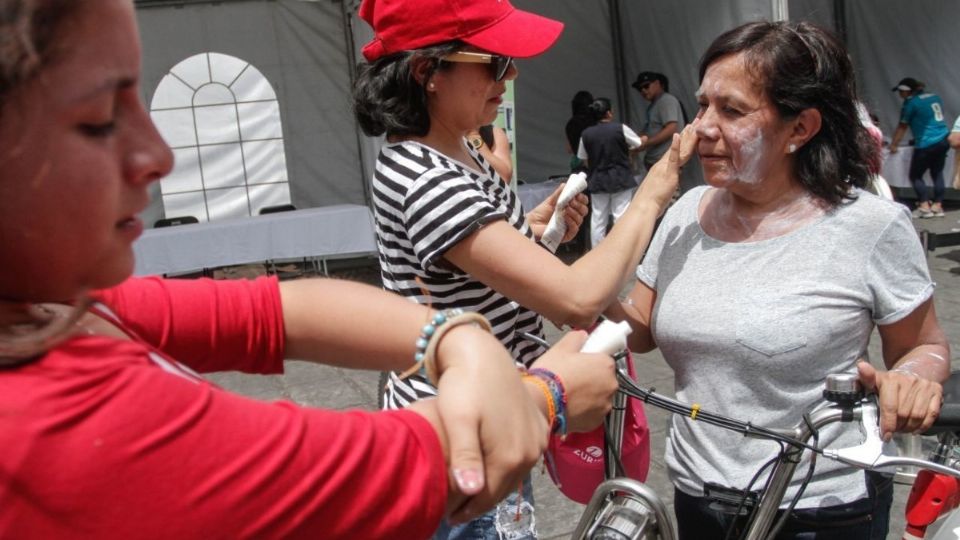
[
  {"left": 890, "top": 76, "right": 951, "bottom": 217},
  {"left": 633, "top": 71, "right": 687, "bottom": 172}
]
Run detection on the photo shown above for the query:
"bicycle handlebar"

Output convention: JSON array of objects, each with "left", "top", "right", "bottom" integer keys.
[
  {"left": 822, "top": 399, "right": 960, "bottom": 480},
  {"left": 615, "top": 367, "right": 960, "bottom": 479},
  {"left": 616, "top": 368, "right": 820, "bottom": 452},
  {"left": 576, "top": 360, "right": 960, "bottom": 540}
]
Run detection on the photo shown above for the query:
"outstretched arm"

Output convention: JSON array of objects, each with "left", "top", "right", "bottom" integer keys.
[
  {"left": 445, "top": 122, "right": 698, "bottom": 329},
  {"left": 280, "top": 279, "right": 540, "bottom": 515},
  {"left": 281, "top": 278, "right": 443, "bottom": 370},
  {"left": 889, "top": 123, "right": 909, "bottom": 153},
  {"left": 278, "top": 278, "right": 617, "bottom": 521},
  {"left": 644, "top": 121, "right": 678, "bottom": 149}
]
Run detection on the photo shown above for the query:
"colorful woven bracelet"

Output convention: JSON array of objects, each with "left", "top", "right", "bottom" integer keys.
[
  {"left": 522, "top": 373, "right": 558, "bottom": 433},
  {"left": 528, "top": 368, "right": 567, "bottom": 406},
  {"left": 528, "top": 369, "right": 567, "bottom": 435}
]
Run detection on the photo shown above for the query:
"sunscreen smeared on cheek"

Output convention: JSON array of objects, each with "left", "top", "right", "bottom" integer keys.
[{"left": 730, "top": 125, "right": 766, "bottom": 185}]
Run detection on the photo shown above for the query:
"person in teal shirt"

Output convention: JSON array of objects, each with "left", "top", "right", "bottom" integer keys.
[{"left": 889, "top": 77, "right": 950, "bottom": 217}]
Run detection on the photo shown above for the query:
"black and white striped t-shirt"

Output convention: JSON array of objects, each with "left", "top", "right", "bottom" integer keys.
[{"left": 372, "top": 140, "right": 546, "bottom": 408}]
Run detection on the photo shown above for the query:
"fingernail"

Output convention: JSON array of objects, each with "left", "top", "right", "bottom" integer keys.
[{"left": 453, "top": 468, "right": 483, "bottom": 492}]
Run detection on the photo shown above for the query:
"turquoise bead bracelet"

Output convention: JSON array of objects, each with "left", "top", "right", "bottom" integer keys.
[{"left": 398, "top": 308, "right": 492, "bottom": 386}]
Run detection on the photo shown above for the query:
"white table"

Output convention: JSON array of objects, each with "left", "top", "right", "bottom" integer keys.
[
  {"left": 133, "top": 205, "right": 377, "bottom": 276},
  {"left": 881, "top": 146, "right": 957, "bottom": 189}
]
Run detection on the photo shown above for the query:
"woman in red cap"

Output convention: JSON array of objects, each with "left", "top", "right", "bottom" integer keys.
[
  {"left": 0, "top": 1, "right": 622, "bottom": 538},
  {"left": 353, "top": 0, "right": 695, "bottom": 537}
]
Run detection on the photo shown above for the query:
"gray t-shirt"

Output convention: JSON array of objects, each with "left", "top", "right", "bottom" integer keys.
[
  {"left": 637, "top": 186, "right": 933, "bottom": 508},
  {"left": 643, "top": 92, "right": 685, "bottom": 164}
]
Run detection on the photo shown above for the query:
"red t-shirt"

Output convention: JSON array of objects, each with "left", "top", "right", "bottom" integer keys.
[{"left": 0, "top": 276, "right": 446, "bottom": 539}]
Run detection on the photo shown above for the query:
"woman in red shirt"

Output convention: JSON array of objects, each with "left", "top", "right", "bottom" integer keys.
[{"left": 0, "top": 1, "right": 618, "bottom": 538}]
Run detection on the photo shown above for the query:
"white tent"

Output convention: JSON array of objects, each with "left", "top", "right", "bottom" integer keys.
[{"left": 134, "top": 0, "right": 959, "bottom": 226}]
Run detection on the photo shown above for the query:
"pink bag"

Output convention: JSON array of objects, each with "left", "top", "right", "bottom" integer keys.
[{"left": 545, "top": 351, "right": 651, "bottom": 504}]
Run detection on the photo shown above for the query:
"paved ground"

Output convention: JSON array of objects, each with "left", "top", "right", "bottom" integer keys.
[{"left": 205, "top": 203, "right": 960, "bottom": 539}]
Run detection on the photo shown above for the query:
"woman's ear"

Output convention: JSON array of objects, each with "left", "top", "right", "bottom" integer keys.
[
  {"left": 788, "top": 108, "right": 822, "bottom": 151},
  {"left": 410, "top": 55, "right": 435, "bottom": 88}
]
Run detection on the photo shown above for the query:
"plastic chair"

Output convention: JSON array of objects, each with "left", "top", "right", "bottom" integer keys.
[
  {"left": 154, "top": 216, "right": 198, "bottom": 228},
  {"left": 258, "top": 204, "right": 297, "bottom": 215}
]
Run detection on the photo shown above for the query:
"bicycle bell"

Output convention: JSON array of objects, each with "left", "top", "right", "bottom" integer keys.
[{"left": 823, "top": 373, "right": 863, "bottom": 406}]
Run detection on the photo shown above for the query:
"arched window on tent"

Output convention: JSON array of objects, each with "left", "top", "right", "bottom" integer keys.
[{"left": 150, "top": 52, "right": 291, "bottom": 223}]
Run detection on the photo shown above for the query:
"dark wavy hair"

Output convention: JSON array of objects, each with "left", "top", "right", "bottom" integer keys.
[
  {"left": 699, "top": 21, "right": 876, "bottom": 206},
  {"left": 353, "top": 41, "right": 464, "bottom": 138},
  {"left": 571, "top": 90, "right": 594, "bottom": 117}
]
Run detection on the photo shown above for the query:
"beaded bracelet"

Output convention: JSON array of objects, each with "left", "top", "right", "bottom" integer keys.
[{"left": 397, "top": 309, "right": 493, "bottom": 386}]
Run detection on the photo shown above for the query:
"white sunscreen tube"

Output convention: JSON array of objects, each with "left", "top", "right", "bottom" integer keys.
[
  {"left": 580, "top": 320, "right": 633, "bottom": 355},
  {"left": 539, "top": 172, "right": 588, "bottom": 253}
]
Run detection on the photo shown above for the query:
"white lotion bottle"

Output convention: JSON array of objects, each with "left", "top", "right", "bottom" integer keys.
[{"left": 581, "top": 320, "right": 633, "bottom": 354}]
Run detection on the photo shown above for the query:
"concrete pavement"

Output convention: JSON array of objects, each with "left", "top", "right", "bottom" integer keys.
[{"left": 207, "top": 202, "right": 960, "bottom": 539}]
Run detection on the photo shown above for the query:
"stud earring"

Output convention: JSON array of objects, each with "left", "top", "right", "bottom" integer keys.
[
  {"left": 427, "top": 83, "right": 435, "bottom": 91},
  {"left": 788, "top": 143, "right": 797, "bottom": 154}
]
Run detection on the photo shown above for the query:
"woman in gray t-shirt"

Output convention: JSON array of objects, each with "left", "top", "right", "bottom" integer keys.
[{"left": 610, "top": 21, "right": 949, "bottom": 540}]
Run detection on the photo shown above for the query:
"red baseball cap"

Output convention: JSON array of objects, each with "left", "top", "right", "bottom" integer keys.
[{"left": 358, "top": 0, "right": 564, "bottom": 62}]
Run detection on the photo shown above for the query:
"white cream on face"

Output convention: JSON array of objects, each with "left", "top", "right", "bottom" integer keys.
[
  {"left": 728, "top": 125, "right": 766, "bottom": 185},
  {"left": 696, "top": 59, "right": 786, "bottom": 188},
  {"left": 696, "top": 54, "right": 827, "bottom": 242}
]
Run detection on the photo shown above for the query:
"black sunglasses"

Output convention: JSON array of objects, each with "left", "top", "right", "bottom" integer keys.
[{"left": 442, "top": 51, "right": 515, "bottom": 82}]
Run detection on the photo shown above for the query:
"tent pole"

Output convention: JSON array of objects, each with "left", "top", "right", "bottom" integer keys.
[
  {"left": 609, "top": 0, "right": 629, "bottom": 124},
  {"left": 833, "top": 0, "right": 848, "bottom": 44},
  {"left": 772, "top": 0, "right": 789, "bottom": 21},
  {"left": 340, "top": 0, "right": 373, "bottom": 207}
]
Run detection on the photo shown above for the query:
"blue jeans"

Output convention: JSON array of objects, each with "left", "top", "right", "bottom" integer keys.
[
  {"left": 674, "top": 471, "right": 893, "bottom": 540},
  {"left": 910, "top": 137, "right": 950, "bottom": 203},
  {"left": 433, "top": 478, "right": 536, "bottom": 540}
]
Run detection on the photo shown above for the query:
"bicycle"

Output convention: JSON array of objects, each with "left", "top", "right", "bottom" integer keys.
[{"left": 570, "top": 351, "right": 960, "bottom": 540}]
